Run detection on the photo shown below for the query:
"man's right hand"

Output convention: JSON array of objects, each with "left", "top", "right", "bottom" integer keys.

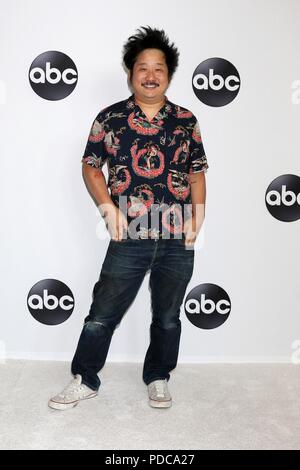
[{"left": 101, "top": 204, "right": 128, "bottom": 241}]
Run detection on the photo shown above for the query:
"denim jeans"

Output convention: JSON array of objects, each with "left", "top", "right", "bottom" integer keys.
[{"left": 71, "top": 236, "right": 195, "bottom": 391}]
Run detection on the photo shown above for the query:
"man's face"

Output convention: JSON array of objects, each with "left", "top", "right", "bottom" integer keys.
[{"left": 129, "top": 48, "right": 169, "bottom": 101}]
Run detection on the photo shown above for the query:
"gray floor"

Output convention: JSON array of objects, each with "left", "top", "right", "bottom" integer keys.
[{"left": 0, "top": 360, "right": 300, "bottom": 450}]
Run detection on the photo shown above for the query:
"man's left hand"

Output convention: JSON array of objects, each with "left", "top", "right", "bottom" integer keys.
[{"left": 183, "top": 215, "right": 203, "bottom": 247}]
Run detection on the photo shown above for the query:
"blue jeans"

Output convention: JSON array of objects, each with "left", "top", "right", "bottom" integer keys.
[{"left": 71, "top": 236, "right": 194, "bottom": 391}]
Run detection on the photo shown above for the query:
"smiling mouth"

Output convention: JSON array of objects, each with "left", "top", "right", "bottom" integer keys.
[{"left": 142, "top": 83, "right": 159, "bottom": 88}]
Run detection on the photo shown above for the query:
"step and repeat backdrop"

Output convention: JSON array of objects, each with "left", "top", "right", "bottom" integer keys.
[{"left": 1, "top": 0, "right": 299, "bottom": 363}]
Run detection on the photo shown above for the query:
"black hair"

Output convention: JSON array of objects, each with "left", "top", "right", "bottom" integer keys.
[{"left": 122, "top": 25, "right": 179, "bottom": 82}]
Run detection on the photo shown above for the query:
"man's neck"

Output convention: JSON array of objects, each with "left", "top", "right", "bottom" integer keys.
[
  {"left": 134, "top": 93, "right": 166, "bottom": 111},
  {"left": 133, "top": 93, "right": 167, "bottom": 121}
]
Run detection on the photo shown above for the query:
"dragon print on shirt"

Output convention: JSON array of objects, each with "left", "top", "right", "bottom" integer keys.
[{"left": 81, "top": 93, "right": 209, "bottom": 239}]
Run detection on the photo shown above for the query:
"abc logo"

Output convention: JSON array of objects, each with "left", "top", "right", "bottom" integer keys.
[
  {"left": 27, "top": 279, "right": 75, "bottom": 325},
  {"left": 28, "top": 51, "right": 78, "bottom": 100},
  {"left": 184, "top": 283, "right": 231, "bottom": 329},
  {"left": 265, "top": 174, "right": 300, "bottom": 222},
  {"left": 192, "top": 57, "right": 240, "bottom": 107}
]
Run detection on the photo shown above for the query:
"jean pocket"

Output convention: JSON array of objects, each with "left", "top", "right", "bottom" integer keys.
[{"left": 180, "top": 235, "right": 195, "bottom": 251}]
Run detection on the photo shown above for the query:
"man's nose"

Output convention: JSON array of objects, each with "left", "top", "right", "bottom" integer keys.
[{"left": 146, "top": 71, "right": 156, "bottom": 81}]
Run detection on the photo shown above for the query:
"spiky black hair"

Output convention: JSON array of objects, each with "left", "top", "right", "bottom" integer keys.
[{"left": 122, "top": 25, "right": 179, "bottom": 82}]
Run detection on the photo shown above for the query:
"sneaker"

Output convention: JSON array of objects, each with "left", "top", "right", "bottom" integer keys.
[
  {"left": 48, "top": 374, "right": 98, "bottom": 410},
  {"left": 147, "top": 379, "right": 172, "bottom": 408}
]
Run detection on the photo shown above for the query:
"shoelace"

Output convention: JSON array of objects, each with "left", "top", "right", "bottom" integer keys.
[
  {"left": 152, "top": 380, "right": 166, "bottom": 397},
  {"left": 61, "top": 379, "right": 83, "bottom": 397}
]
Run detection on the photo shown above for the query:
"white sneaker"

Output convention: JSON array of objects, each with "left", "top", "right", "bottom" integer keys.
[
  {"left": 147, "top": 379, "right": 172, "bottom": 408},
  {"left": 48, "top": 374, "right": 98, "bottom": 410}
]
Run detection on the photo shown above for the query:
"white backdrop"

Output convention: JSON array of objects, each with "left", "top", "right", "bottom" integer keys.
[{"left": 1, "top": 0, "right": 300, "bottom": 363}]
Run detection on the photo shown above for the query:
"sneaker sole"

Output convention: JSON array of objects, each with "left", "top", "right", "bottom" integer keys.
[
  {"left": 149, "top": 398, "right": 172, "bottom": 408},
  {"left": 48, "top": 392, "right": 98, "bottom": 411}
]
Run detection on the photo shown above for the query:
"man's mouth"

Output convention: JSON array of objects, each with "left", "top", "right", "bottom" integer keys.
[{"left": 142, "top": 83, "right": 159, "bottom": 88}]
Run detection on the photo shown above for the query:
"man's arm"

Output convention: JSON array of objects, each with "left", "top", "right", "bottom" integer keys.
[
  {"left": 82, "top": 162, "right": 113, "bottom": 213},
  {"left": 184, "top": 171, "right": 206, "bottom": 244},
  {"left": 190, "top": 170, "right": 206, "bottom": 220},
  {"left": 82, "top": 162, "right": 128, "bottom": 239}
]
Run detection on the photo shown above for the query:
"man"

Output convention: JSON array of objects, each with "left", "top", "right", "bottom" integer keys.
[{"left": 48, "top": 25, "right": 209, "bottom": 411}]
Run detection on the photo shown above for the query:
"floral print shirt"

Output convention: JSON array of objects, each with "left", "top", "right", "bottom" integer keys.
[{"left": 81, "top": 93, "right": 209, "bottom": 239}]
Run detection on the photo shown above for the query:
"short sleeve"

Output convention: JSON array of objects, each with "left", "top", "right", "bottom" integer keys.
[
  {"left": 188, "top": 117, "right": 209, "bottom": 174},
  {"left": 81, "top": 110, "right": 108, "bottom": 169}
]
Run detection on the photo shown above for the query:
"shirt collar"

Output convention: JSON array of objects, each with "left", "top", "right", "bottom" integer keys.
[{"left": 125, "top": 93, "right": 174, "bottom": 120}]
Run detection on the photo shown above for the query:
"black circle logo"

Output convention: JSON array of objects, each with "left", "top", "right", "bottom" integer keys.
[
  {"left": 192, "top": 57, "right": 240, "bottom": 107},
  {"left": 265, "top": 174, "right": 300, "bottom": 222},
  {"left": 28, "top": 51, "right": 78, "bottom": 100},
  {"left": 27, "top": 279, "right": 75, "bottom": 325},
  {"left": 184, "top": 283, "right": 231, "bottom": 329}
]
